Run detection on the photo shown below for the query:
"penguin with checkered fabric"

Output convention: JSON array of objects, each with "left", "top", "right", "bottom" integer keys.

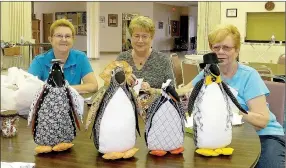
[
  {"left": 145, "top": 79, "right": 186, "bottom": 156},
  {"left": 188, "top": 53, "right": 248, "bottom": 157}
]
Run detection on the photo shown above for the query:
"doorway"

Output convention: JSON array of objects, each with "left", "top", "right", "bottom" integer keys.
[
  {"left": 43, "top": 13, "right": 53, "bottom": 51},
  {"left": 122, "top": 13, "right": 139, "bottom": 52}
]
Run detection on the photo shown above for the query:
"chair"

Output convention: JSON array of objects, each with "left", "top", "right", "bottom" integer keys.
[
  {"left": 277, "top": 54, "right": 285, "bottom": 64},
  {"left": 255, "top": 65, "right": 273, "bottom": 81},
  {"left": 170, "top": 53, "right": 183, "bottom": 88},
  {"left": 2, "top": 46, "right": 22, "bottom": 69},
  {"left": 264, "top": 80, "right": 285, "bottom": 125},
  {"left": 181, "top": 60, "right": 201, "bottom": 85}
]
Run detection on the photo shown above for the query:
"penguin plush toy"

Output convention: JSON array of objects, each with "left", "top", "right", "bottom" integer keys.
[
  {"left": 85, "top": 61, "right": 141, "bottom": 160},
  {"left": 28, "top": 59, "right": 83, "bottom": 154},
  {"left": 145, "top": 79, "right": 186, "bottom": 156},
  {"left": 188, "top": 53, "right": 248, "bottom": 157}
]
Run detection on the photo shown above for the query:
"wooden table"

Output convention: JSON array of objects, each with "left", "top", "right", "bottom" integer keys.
[
  {"left": 184, "top": 55, "right": 204, "bottom": 64},
  {"left": 1, "top": 106, "right": 261, "bottom": 168}
]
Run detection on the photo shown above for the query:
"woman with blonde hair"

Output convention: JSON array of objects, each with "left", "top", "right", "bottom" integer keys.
[
  {"left": 28, "top": 19, "right": 98, "bottom": 93},
  {"left": 116, "top": 16, "right": 175, "bottom": 91},
  {"left": 178, "top": 24, "right": 285, "bottom": 168}
]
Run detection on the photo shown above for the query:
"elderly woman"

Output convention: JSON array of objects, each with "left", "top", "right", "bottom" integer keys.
[
  {"left": 116, "top": 16, "right": 175, "bottom": 92},
  {"left": 28, "top": 19, "right": 98, "bottom": 93},
  {"left": 178, "top": 24, "right": 285, "bottom": 168}
]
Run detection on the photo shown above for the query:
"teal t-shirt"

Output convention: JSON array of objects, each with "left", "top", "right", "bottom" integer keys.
[
  {"left": 28, "top": 49, "right": 93, "bottom": 85},
  {"left": 192, "top": 63, "right": 284, "bottom": 136}
]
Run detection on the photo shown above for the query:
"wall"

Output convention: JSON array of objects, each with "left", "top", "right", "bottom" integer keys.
[
  {"left": 34, "top": 2, "right": 87, "bottom": 51},
  {"left": 188, "top": 6, "right": 198, "bottom": 38},
  {"left": 99, "top": 2, "right": 153, "bottom": 52},
  {"left": 152, "top": 3, "right": 185, "bottom": 51},
  {"left": 220, "top": 2, "right": 285, "bottom": 63}
]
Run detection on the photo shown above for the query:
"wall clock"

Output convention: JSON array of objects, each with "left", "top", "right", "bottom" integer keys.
[{"left": 265, "top": 1, "right": 275, "bottom": 11}]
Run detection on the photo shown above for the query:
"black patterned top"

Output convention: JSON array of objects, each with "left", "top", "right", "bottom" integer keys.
[{"left": 116, "top": 50, "right": 175, "bottom": 89}]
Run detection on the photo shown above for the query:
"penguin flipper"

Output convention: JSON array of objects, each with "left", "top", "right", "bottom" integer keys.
[
  {"left": 188, "top": 79, "right": 204, "bottom": 116},
  {"left": 66, "top": 88, "right": 81, "bottom": 131},
  {"left": 85, "top": 86, "right": 108, "bottom": 130},
  {"left": 28, "top": 85, "right": 46, "bottom": 136},
  {"left": 129, "top": 87, "right": 141, "bottom": 137},
  {"left": 221, "top": 82, "right": 248, "bottom": 114}
]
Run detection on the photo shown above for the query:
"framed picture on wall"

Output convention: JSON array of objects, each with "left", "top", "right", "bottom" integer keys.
[
  {"left": 108, "top": 14, "right": 118, "bottom": 27},
  {"left": 171, "top": 20, "right": 180, "bottom": 36},
  {"left": 158, "top": 21, "right": 163, "bottom": 29},
  {"left": 226, "top": 8, "right": 237, "bottom": 17}
]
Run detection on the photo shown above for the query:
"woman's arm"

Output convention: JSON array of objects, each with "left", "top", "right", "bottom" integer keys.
[
  {"left": 72, "top": 72, "right": 98, "bottom": 93},
  {"left": 241, "top": 95, "right": 270, "bottom": 130},
  {"left": 176, "top": 82, "right": 194, "bottom": 96}
]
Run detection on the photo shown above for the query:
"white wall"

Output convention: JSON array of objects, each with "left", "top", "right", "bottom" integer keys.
[
  {"left": 188, "top": 6, "right": 198, "bottom": 38},
  {"left": 99, "top": 2, "right": 153, "bottom": 52},
  {"left": 220, "top": 2, "right": 285, "bottom": 63},
  {"left": 34, "top": 2, "right": 87, "bottom": 51},
  {"left": 153, "top": 3, "right": 185, "bottom": 51}
]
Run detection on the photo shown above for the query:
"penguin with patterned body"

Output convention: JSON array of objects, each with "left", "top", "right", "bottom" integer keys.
[
  {"left": 28, "top": 59, "right": 83, "bottom": 154},
  {"left": 85, "top": 62, "right": 141, "bottom": 160},
  {"left": 145, "top": 79, "right": 186, "bottom": 156},
  {"left": 188, "top": 53, "right": 248, "bottom": 157}
]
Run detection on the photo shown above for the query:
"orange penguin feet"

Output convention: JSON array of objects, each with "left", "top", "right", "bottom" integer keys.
[
  {"left": 149, "top": 150, "right": 167, "bottom": 156},
  {"left": 170, "top": 147, "right": 184, "bottom": 154}
]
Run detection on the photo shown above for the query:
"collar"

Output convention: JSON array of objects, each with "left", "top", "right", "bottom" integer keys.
[{"left": 44, "top": 49, "right": 76, "bottom": 69}]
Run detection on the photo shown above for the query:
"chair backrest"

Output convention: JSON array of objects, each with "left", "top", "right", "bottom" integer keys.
[
  {"left": 170, "top": 53, "right": 183, "bottom": 87},
  {"left": 181, "top": 60, "right": 200, "bottom": 85},
  {"left": 255, "top": 65, "right": 273, "bottom": 81},
  {"left": 264, "top": 80, "right": 285, "bottom": 125},
  {"left": 277, "top": 54, "right": 285, "bottom": 64}
]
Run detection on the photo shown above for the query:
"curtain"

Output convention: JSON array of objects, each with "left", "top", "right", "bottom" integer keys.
[
  {"left": 1, "top": 2, "right": 32, "bottom": 69},
  {"left": 86, "top": 2, "right": 100, "bottom": 59},
  {"left": 197, "top": 2, "right": 221, "bottom": 53}
]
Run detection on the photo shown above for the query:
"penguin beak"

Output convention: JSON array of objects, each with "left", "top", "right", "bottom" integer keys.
[{"left": 168, "top": 93, "right": 179, "bottom": 102}]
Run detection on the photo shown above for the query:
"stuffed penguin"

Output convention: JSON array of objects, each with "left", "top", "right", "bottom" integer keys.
[
  {"left": 28, "top": 59, "right": 83, "bottom": 154},
  {"left": 145, "top": 79, "right": 186, "bottom": 156},
  {"left": 85, "top": 61, "right": 141, "bottom": 160},
  {"left": 188, "top": 53, "right": 248, "bottom": 157}
]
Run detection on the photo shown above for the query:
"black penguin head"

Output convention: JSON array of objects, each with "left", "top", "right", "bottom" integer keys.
[
  {"left": 111, "top": 66, "right": 125, "bottom": 85},
  {"left": 162, "top": 79, "right": 180, "bottom": 102},
  {"left": 199, "top": 52, "right": 220, "bottom": 69},
  {"left": 165, "top": 85, "right": 180, "bottom": 102},
  {"left": 47, "top": 59, "right": 65, "bottom": 87}
]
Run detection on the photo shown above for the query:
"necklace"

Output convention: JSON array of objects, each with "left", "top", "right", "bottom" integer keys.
[{"left": 132, "top": 49, "right": 151, "bottom": 67}]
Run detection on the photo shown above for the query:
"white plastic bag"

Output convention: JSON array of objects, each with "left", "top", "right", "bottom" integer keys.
[
  {"left": 1, "top": 86, "right": 17, "bottom": 110},
  {"left": 15, "top": 75, "right": 44, "bottom": 115}
]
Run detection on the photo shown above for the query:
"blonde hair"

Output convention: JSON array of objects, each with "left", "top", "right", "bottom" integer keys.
[
  {"left": 50, "top": 19, "right": 76, "bottom": 37},
  {"left": 128, "top": 16, "right": 155, "bottom": 38},
  {"left": 208, "top": 24, "right": 241, "bottom": 50}
]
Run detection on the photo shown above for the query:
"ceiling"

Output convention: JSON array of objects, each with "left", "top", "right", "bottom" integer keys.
[{"left": 155, "top": 1, "right": 198, "bottom": 7}]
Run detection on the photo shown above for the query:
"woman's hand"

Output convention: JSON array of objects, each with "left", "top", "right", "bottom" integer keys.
[
  {"left": 127, "top": 74, "right": 137, "bottom": 87},
  {"left": 141, "top": 82, "right": 151, "bottom": 91}
]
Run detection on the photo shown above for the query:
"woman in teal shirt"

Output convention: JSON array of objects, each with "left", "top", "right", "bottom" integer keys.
[
  {"left": 178, "top": 24, "right": 285, "bottom": 168},
  {"left": 28, "top": 19, "right": 98, "bottom": 93}
]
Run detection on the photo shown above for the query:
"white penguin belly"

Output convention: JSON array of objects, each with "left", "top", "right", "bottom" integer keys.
[
  {"left": 99, "top": 88, "right": 136, "bottom": 153},
  {"left": 194, "top": 83, "right": 232, "bottom": 149},
  {"left": 147, "top": 100, "right": 183, "bottom": 151}
]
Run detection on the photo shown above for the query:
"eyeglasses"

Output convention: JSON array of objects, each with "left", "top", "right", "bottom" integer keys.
[
  {"left": 132, "top": 34, "right": 150, "bottom": 41},
  {"left": 53, "top": 34, "right": 73, "bottom": 40},
  {"left": 212, "top": 45, "right": 235, "bottom": 52}
]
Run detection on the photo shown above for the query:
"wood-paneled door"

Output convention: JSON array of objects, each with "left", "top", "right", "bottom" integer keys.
[{"left": 43, "top": 13, "right": 53, "bottom": 51}]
